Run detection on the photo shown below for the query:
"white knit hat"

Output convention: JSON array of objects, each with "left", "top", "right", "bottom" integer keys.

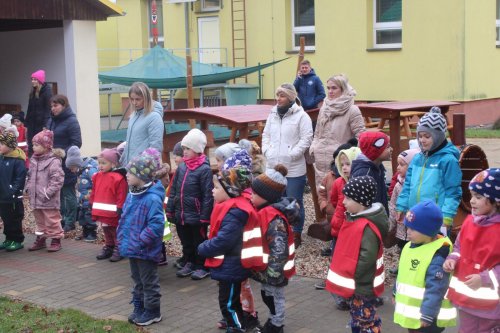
[
  {"left": 0, "top": 113, "right": 12, "bottom": 129},
  {"left": 181, "top": 128, "right": 207, "bottom": 154}
]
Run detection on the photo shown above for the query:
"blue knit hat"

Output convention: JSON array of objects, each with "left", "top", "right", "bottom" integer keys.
[
  {"left": 469, "top": 168, "right": 500, "bottom": 203},
  {"left": 404, "top": 200, "right": 443, "bottom": 237},
  {"left": 222, "top": 149, "right": 252, "bottom": 172}
]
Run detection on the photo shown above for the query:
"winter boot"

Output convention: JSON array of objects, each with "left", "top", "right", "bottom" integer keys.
[
  {"left": 75, "top": 227, "right": 88, "bottom": 241},
  {"left": 255, "top": 319, "right": 284, "bottom": 333},
  {"left": 5, "top": 241, "right": 24, "bottom": 252},
  {"left": 84, "top": 228, "right": 97, "bottom": 243},
  {"left": 109, "top": 246, "right": 123, "bottom": 262},
  {"left": 293, "top": 232, "right": 302, "bottom": 249},
  {"left": 243, "top": 311, "right": 260, "bottom": 331},
  {"left": 128, "top": 297, "right": 144, "bottom": 324},
  {"left": 96, "top": 245, "right": 114, "bottom": 260},
  {"left": 47, "top": 238, "right": 62, "bottom": 252},
  {"left": 134, "top": 307, "right": 162, "bottom": 326},
  {"left": 28, "top": 236, "right": 47, "bottom": 251}
]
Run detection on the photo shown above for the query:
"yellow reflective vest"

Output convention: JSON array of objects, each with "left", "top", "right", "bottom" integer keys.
[{"left": 394, "top": 236, "right": 457, "bottom": 329}]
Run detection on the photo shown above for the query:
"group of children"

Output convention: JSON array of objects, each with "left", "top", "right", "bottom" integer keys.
[
  {"left": 0, "top": 101, "right": 498, "bottom": 332},
  {"left": 314, "top": 106, "right": 499, "bottom": 333}
]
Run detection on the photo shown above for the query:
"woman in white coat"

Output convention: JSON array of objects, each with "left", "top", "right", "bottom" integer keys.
[{"left": 262, "top": 83, "right": 313, "bottom": 247}]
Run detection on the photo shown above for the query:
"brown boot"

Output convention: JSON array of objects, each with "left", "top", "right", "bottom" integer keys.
[
  {"left": 293, "top": 232, "right": 302, "bottom": 249},
  {"left": 109, "top": 246, "right": 123, "bottom": 262},
  {"left": 28, "top": 236, "right": 47, "bottom": 251},
  {"left": 47, "top": 238, "right": 62, "bottom": 252}
]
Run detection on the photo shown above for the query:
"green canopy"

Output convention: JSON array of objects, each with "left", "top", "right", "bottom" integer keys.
[{"left": 98, "top": 46, "right": 287, "bottom": 89}]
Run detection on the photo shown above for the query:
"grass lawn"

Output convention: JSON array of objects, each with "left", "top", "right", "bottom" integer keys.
[
  {"left": 0, "top": 297, "right": 148, "bottom": 333},
  {"left": 465, "top": 128, "right": 500, "bottom": 138}
]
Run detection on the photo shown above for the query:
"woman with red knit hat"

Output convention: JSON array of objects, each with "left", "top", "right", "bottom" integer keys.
[{"left": 26, "top": 69, "right": 52, "bottom": 156}]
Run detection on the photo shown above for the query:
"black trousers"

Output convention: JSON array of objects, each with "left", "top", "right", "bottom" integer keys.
[
  {"left": 176, "top": 223, "right": 207, "bottom": 268},
  {"left": 0, "top": 201, "right": 25, "bottom": 243},
  {"left": 219, "top": 280, "right": 244, "bottom": 329}
]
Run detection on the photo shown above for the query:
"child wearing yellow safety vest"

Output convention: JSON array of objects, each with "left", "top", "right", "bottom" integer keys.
[{"left": 394, "top": 200, "right": 457, "bottom": 333}]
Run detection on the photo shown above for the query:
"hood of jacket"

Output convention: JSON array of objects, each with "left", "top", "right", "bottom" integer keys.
[
  {"left": 270, "top": 102, "right": 303, "bottom": 118},
  {"left": 347, "top": 202, "right": 389, "bottom": 239},
  {"left": 271, "top": 197, "right": 301, "bottom": 227},
  {"left": 130, "top": 179, "right": 165, "bottom": 200},
  {"left": 302, "top": 68, "right": 318, "bottom": 79},
  {"left": 51, "top": 106, "right": 75, "bottom": 123},
  {"left": 351, "top": 153, "right": 385, "bottom": 175},
  {"left": 4, "top": 147, "right": 26, "bottom": 161},
  {"left": 427, "top": 141, "right": 460, "bottom": 159}
]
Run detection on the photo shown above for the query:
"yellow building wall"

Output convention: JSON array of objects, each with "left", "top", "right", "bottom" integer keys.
[{"left": 99, "top": 0, "right": 500, "bottom": 106}]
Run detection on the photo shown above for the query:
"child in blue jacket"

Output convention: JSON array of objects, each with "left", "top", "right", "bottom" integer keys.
[
  {"left": 65, "top": 146, "right": 98, "bottom": 242},
  {"left": 396, "top": 107, "right": 462, "bottom": 234},
  {"left": 117, "top": 148, "right": 164, "bottom": 327}
]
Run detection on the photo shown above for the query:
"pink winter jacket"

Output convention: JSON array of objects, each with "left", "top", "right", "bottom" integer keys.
[{"left": 27, "top": 150, "right": 65, "bottom": 209}]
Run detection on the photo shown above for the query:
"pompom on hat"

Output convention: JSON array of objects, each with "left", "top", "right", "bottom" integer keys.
[
  {"left": 358, "top": 131, "right": 390, "bottom": 161},
  {"left": 0, "top": 113, "right": 12, "bottom": 129},
  {"left": 469, "top": 168, "right": 500, "bottom": 203},
  {"left": 126, "top": 148, "right": 162, "bottom": 183},
  {"left": 31, "top": 70, "right": 46, "bottom": 84},
  {"left": 404, "top": 200, "right": 443, "bottom": 237},
  {"left": 217, "top": 167, "right": 253, "bottom": 198},
  {"left": 99, "top": 148, "right": 120, "bottom": 166},
  {"left": 32, "top": 129, "right": 53, "bottom": 150},
  {"left": 65, "top": 146, "right": 83, "bottom": 168},
  {"left": 251, "top": 164, "right": 288, "bottom": 203},
  {"left": 181, "top": 128, "right": 207, "bottom": 154},
  {"left": 342, "top": 175, "right": 377, "bottom": 208},
  {"left": 0, "top": 132, "right": 18, "bottom": 149}
]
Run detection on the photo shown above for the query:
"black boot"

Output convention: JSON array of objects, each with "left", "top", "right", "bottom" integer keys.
[
  {"left": 96, "top": 245, "right": 113, "bottom": 260},
  {"left": 84, "top": 227, "right": 97, "bottom": 243},
  {"left": 255, "top": 319, "right": 284, "bottom": 333}
]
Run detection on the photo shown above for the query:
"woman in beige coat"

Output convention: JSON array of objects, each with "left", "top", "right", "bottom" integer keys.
[{"left": 309, "top": 74, "right": 365, "bottom": 189}]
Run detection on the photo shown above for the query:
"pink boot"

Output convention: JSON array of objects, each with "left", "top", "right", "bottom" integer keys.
[{"left": 47, "top": 238, "right": 62, "bottom": 252}]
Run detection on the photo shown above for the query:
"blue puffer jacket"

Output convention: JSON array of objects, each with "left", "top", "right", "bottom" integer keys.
[
  {"left": 350, "top": 154, "right": 389, "bottom": 213},
  {"left": 77, "top": 157, "right": 98, "bottom": 209},
  {"left": 165, "top": 157, "right": 214, "bottom": 225},
  {"left": 0, "top": 149, "right": 27, "bottom": 203},
  {"left": 293, "top": 68, "right": 326, "bottom": 110},
  {"left": 117, "top": 181, "right": 165, "bottom": 262},
  {"left": 198, "top": 208, "right": 250, "bottom": 282},
  {"left": 396, "top": 142, "right": 462, "bottom": 220},
  {"left": 46, "top": 107, "right": 82, "bottom": 186}
]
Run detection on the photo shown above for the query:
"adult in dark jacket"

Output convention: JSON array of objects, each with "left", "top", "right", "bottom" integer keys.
[
  {"left": 46, "top": 94, "right": 82, "bottom": 232},
  {"left": 293, "top": 60, "right": 326, "bottom": 111},
  {"left": 26, "top": 69, "right": 52, "bottom": 155}
]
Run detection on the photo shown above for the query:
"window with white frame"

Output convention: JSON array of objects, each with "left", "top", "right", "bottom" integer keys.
[
  {"left": 201, "top": 0, "right": 221, "bottom": 12},
  {"left": 292, "top": 0, "right": 315, "bottom": 50},
  {"left": 496, "top": 0, "right": 500, "bottom": 45},
  {"left": 374, "top": 0, "right": 402, "bottom": 48}
]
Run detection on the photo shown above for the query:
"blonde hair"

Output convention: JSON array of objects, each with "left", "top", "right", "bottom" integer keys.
[
  {"left": 326, "top": 74, "right": 349, "bottom": 95},
  {"left": 129, "top": 82, "right": 153, "bottom": 115}
]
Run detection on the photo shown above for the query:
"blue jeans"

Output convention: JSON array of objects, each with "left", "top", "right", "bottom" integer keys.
[{"left": 284, "top": 175, "right": 306, "bottom": 233}]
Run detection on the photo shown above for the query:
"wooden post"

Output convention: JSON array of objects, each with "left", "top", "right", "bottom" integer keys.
[
  {"left": 452, "top": 113, "right": 466, "bottom": 146},
  {"left": 186, "top": 54, "right": 196, "bottom": 128},
  {"left": 296, "top": 37, "right": 324, "bottom": 223}
]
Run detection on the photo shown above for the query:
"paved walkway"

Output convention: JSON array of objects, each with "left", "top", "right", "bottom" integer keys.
[{"left": 0, "top": 234, "right": 439, "bottom": 333}]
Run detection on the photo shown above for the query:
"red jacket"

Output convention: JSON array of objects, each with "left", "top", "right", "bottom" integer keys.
[
  {"left": 205, "top": 196, "right": 265, "bottom": 270},
  {"left": 329, "top": 177, "right": 346, "bottom": 238},
  {"left": 448, "top": 215, "right": 500, "bottom": 310},
  {"left": 16, "top": 124, "right": 29, "bottom": 168},
  {"left": 90, "top": 170, "right": 128, "bottom": 226},
  {"left": 258, "top": 206, "right": 296, "bottom": 278},
  {"left": 326, "top": 217, "right": 385, "bottom": 298}
]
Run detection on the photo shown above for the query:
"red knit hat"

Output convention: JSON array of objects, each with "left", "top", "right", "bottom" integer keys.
[{"left": 359, "top": 131, "right": 390, "bottom": 161}]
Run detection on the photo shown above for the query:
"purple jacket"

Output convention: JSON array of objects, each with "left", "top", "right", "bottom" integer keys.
[
  {"left": 447, "top": 213, "right": 500, "bottom": 319},
  {"left": 26, "top": 150, "right": 65, "bottom": 209}
]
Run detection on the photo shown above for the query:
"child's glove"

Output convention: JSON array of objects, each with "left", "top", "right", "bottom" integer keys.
[{"left": 443, "top": 217, "right": 453, "bottom": 226}]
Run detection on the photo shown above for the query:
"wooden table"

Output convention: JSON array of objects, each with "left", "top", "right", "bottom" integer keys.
[{"left": 357, "top": 101, "right": 459, "bottom": 171}]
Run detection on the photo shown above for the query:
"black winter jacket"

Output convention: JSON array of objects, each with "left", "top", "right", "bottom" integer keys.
[
  {"left": 26, "top": 83, "right": 52, "bottom": 137},
  {"left": 46, "top": 106, "right": 82, "bottom": 186},
  {"left": 166, "top": 158, "right": 214, "bottom": 225},
  {"left": 198, "top": 208, "right": 250, "bottom": 282},
  {"left": 350, "top": 154, "right": 389, "bottom": 213},
  {"left": 0, "top": 149, "right": 27, "bottom": 203}
]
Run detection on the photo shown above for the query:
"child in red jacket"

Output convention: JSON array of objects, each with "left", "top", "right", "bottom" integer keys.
[
  {"left": 90, "top": 148, "right": 128, "bottom": 262},
  {"left": 12, "top": 113, "right": 29, "bottom": 168}
]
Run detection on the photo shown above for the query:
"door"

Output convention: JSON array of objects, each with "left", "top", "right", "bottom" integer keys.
[{"left": 197, "top": 16, "right": 220, "bottom": 64}]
